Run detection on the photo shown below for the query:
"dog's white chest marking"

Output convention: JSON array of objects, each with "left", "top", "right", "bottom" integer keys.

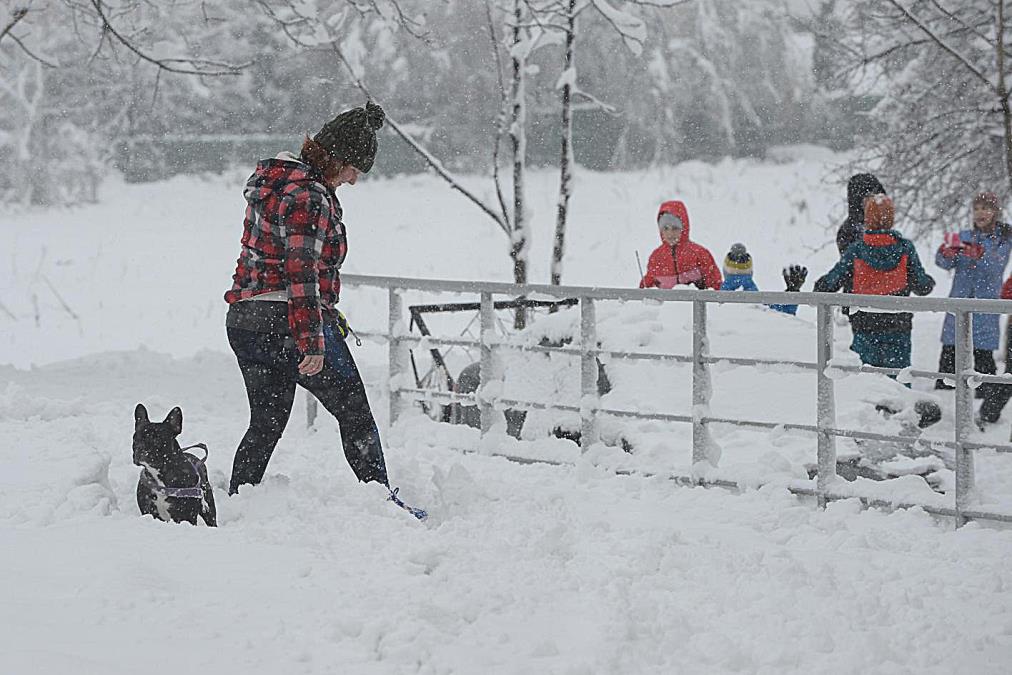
[
  {"left": 153, "top": 492, "right": 172, "bottom": 521},
  {"left": 141, "top": 465, "right": 173, "bottom": 520}
]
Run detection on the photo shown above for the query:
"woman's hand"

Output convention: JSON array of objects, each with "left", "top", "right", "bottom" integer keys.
[
  {"left": 299, "top": 354, "right": 325, "bottom": 376},
  {"left": 962, "top": 242, "right": 985, "bottom": 260},
  {"left": 939, "top": 244, "right": 960, "bottom": 259}
]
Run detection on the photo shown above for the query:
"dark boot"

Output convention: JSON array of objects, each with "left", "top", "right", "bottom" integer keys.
[
  {"left": 980, "top": 374, "right": 1012, "bottom": 425},
  {"left": 935, "top": 345, "right": 955, "bottom": 390},
  {"left": 974, "top": 349, "right": 997, "bottom": 399}
]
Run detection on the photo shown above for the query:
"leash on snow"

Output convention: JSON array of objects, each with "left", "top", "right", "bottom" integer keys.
[{"left": 387, "top": 486, "right": 427, "bottom": 521}]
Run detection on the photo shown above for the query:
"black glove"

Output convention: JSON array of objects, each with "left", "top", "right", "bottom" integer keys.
[
  {"left": 783, "top": 265, "right": 807, "bottom": 292},
  {"left": 693, "top": 277, "right": 708, "bottom": 290},
  {"left": 334, "top": 309, "right": 351, "bottom": 338}
]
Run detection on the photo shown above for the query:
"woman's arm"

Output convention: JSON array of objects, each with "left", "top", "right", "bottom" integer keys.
[{"left": 283, "top": 187, "right": 330, "bottom": 355}]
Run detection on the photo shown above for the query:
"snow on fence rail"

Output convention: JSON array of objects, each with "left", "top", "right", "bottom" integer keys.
[{"left": 340, "top": 273, "right": 1012, "bottom": 527}]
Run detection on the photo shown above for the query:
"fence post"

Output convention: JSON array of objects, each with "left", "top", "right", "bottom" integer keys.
[
  {"left": 388, "top": 287, "right": 406, "bottom": 427},
  {"left": 692, "top": 300, "right": 714, "bottom": 468},
  {"left": 479, "top": 291, "right": 496, "bottom": 436},
  {"left": 580, "top": 296, "right": 599, "bottom": 450},
  {"left": 816, "top": 303, "right": 837, "bottom": 508},
  {"left": 954, "top": 310, "right": 975, "bottom": 527}
]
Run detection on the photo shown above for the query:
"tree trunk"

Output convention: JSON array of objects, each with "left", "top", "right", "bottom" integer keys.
[
  {"left": 13, "top": 61, "right": 44, "bottom": 206},
  {"left": 997, "top": 1, "right": 1012, "bottom": 199},
  {"left": 550, "top": 0, "right": 577, "bottom": 288},
  {"left": 510, "top": 0, "right": 528, "bottom": 329}
]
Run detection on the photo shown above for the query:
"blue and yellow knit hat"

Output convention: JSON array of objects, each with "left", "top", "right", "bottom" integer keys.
[{"left": 723, "top": 243, "right": 753, "bottom": 276}]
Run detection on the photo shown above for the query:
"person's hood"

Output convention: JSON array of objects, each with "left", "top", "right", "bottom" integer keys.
[
  {"left": 244, "top": 153, "right": 327, "bottom": 209},
  {"left": 859, "top": 229, "right": 907, "bottom": 270},
  {"left": 657, "top": 200, "right": 690, "bottom": 244},
  {"left": 847, "top": 173, "right": 886, "bottom": 225}
]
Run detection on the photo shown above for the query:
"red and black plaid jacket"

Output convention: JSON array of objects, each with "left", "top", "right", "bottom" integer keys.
[{"left": 224, "top": 154, "right": 348, "bottom": 354}]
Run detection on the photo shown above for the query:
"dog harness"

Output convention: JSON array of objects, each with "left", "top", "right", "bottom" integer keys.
[{"left": 142, "top": 443, "right": 209, "bottom": 499}]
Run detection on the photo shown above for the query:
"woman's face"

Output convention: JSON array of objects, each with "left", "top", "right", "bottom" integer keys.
[
  {"left": 325, "top": 163, "right": 360, "bottom": 189},
  {"left": 974, "top": 203, "right": 998, "bottom": 232}
]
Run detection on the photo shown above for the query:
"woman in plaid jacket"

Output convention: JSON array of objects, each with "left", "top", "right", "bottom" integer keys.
[{"left": 224, "top": 102, "right": 389, "bottom": 495}]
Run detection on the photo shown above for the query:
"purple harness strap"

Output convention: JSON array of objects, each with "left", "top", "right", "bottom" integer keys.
[{"left": 143, "top": 444, "right": 208, "bottom": 500}]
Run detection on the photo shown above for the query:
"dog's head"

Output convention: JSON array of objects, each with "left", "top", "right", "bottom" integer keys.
[{"left": 133, "top": 403, "right": 183, "bottom": 471}]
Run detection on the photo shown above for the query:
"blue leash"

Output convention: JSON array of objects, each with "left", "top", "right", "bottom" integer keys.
[{"left": 387, "top": 487, "right": 428, "bottom": 521}]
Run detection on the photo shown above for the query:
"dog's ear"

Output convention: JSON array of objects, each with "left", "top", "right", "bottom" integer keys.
[
  {"left": 164, "top": 407, "right": 183, "bottom": 436},
  {"left": 134, "top": 403, "right": 150, "bottom": 430}
]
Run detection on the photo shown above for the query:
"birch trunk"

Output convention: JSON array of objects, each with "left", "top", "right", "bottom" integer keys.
[
  {"left": 550, "top": 0, "right": 577, "bottom": 288},
  {"left": 510, "top": 0, "right": 528, "bottom": 328},
  {"left": 997, "top": 0, "right": 1012, "bottom": 198}
]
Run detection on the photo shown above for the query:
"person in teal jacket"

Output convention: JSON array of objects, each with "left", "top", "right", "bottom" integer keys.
[
  {"left": 814, "top": 195, "right": 935, "bottom": 371},
  {"left": 719, "top": 243, "right": 806, "bottom": 315}
]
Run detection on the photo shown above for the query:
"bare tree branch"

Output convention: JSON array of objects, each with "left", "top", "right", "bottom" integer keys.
[
  {"left": 629, "top": 0, "right": 692, "bottom": 6},
  {"left": 1, "top": 7, "right": 59, "bottom": 67},
  {"left": 5, "top": 31, "right": 60, "bottom": 68},
  {"left": 87, "top": 0, "right": 249, "bottom": 76},
  {"left": 885, "top": 0, "right": 995, "bottom": 92},
  {"left": 329, "top": 40, "right": 511, "bottom": 236},
  {"left": 927, "top": 0, "right": 993, "bottom": 44},
  {"left": 571, "top": 87, "right": 619, "bottom": 114},
  {"left": 0, "top": 6, "right": 28, "bottom": 44}
]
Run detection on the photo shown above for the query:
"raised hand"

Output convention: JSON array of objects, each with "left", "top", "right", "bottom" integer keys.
[
  {"left": 938, "top": 244, "right": 960, "bottom": 259},
  {"left": 783, "top": 265, "right": 808, "bottom": 292},
  {"left": 962, "top": 242, "right": 985, "bottom": 260}
]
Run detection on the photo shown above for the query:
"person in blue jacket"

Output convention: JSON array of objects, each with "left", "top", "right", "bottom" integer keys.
[
  {"left": 934, "top": 191, "right": 1012, "bottom": 391},
  {"left": 719, "top": 243, "right": 806, "bottom": 315},
  {"left": 814, "top": 195, "right": 935, "bottom": 371}
]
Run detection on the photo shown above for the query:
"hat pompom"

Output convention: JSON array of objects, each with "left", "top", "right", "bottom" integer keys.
[
  {"left": 365, "top": 101, "right": 385, "bottom": 131},
  {"left": 723, "top": 243, "right": 752, "bottom": 276}
]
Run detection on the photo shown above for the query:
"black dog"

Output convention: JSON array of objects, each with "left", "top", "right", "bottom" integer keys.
[{"left": 133, "top": 404, "right": 217, "bottom": 527}]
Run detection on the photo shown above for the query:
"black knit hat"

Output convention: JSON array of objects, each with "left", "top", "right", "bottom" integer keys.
[{"left": 313, "top": 101, "right": 385, "bottom": 173}]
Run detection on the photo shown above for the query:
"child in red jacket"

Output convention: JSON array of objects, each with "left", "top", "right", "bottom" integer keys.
[{"left": 639, "top": 200, "right": 722, "bottom": 290}]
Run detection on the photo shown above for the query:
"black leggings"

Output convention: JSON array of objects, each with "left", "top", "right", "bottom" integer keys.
[
  {"left": 937, "top": 344, "right": 997, "bottom": 377},
  {"left": 979, "top": 341, "right": 1012, "bottom": 423},
  {"left": 939, "top": 344, "right": 1012, "bottom": 423},
  {"left": 227, "top": 321, "right": 388, "bottom": 494}
]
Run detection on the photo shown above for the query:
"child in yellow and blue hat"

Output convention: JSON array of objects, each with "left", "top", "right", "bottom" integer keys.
[{"left": 719, "top": 243, "right": 805, "bottom": 315}]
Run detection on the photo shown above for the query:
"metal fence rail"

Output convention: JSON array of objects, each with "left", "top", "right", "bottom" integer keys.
[{"left": 341, "top": 273, "right": 1012, "bottom": 527}]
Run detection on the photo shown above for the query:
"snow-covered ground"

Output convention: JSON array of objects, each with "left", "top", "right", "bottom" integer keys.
[{"left": 3, "top": 151, "right": 1012, "bottom": 673}]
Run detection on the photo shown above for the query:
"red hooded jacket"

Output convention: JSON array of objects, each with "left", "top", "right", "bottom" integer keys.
[{"left": 639, "top": 201, "right": 722, "bottom": 290}]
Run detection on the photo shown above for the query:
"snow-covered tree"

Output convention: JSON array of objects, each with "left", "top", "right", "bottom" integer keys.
[
  {"left": 0, "top": 1, "right": 247, "bottom": 205},
  {"left": 259, "top": 0, "right": 544, "bottom": 327},
  {"left": 542, "top": 0, "right": 688, "bottom": 287},
  {"left": 570, "top": 0, "right": 816, "bottom": 165},
  {"left": 833, "top": 0, "right": 1012, "bottom": 236}
]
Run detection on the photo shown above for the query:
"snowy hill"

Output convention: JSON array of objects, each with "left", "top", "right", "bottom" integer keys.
[{"left": 3, "top": 154, "right": 1012, "bottom": 673}]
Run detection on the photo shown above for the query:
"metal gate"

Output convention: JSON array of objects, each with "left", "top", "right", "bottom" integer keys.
[{"left": 339, "top": 274, "right": 1012, "bottom": 527}]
